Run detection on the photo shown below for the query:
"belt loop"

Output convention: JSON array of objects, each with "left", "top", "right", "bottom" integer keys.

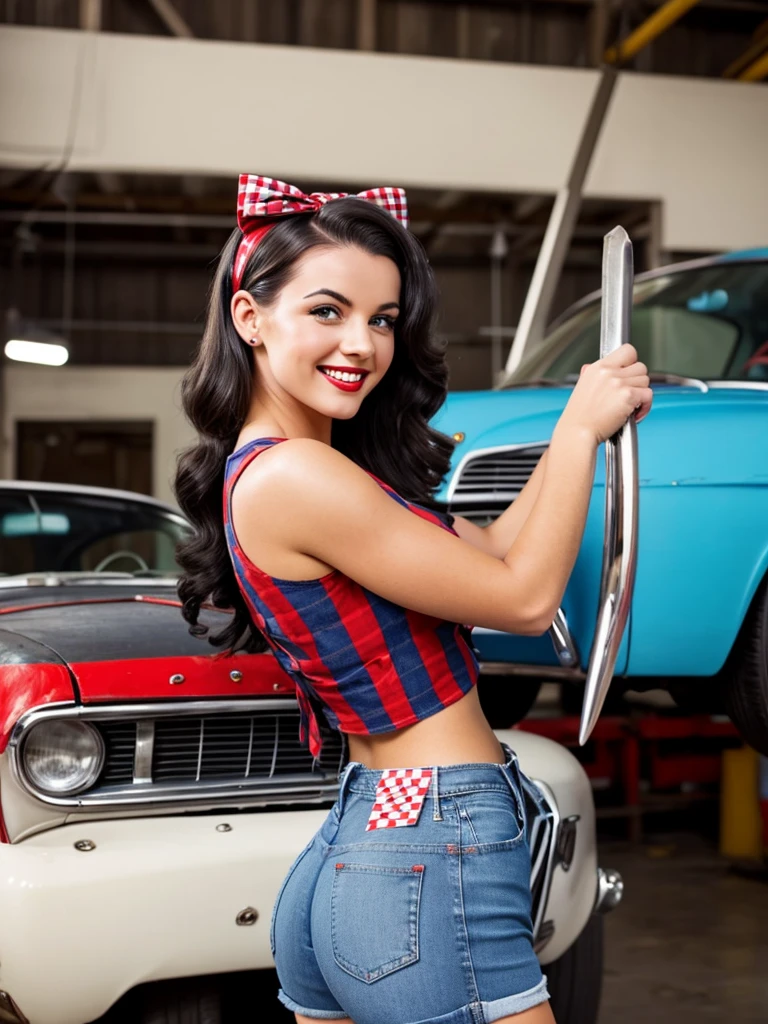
[
  {"left": 431, "top": 765, "right": 443, "bottom": 821},
  {"left": 336, "top": 761, "right": 356, "bottom": 817}
]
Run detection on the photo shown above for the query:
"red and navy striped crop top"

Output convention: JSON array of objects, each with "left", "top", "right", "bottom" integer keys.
[{"left": 224, "top": 438, "right": 479, "bottom": 756}]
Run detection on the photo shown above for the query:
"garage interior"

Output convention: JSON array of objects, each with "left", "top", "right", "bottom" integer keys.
[{"left": 2, "top": 2, "right": 768, "bottom": 1023}]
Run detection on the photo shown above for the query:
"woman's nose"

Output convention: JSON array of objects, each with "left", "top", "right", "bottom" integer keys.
[{"left": 339, "top": 319, "right": 376, "bottom": 358}]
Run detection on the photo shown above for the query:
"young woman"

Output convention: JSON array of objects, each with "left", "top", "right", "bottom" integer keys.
[{"left": 175, "top": 175, "right": 652, "bottom": 1024}]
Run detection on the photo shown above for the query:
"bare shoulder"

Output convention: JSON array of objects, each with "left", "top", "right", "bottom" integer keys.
[
  {"left": 231, "top": 439, "right": 382, "bottom": 536},
  {"left": 234, "top": 438, "right": 369, "bottom": 501}
]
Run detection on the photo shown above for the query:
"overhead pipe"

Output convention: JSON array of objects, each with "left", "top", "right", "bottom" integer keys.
[
  {"left": 722, "top": 19, "right": 768, "bottom": 78},
  {"left": 604, "top": 0, "right": 702, "bottom": 64},
  {"left": 739, "top": 48, "right": 768, "bottom": 81}
]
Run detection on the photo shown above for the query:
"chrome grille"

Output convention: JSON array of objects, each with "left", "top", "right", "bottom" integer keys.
[
  {"left": 448, "top": 444, "right": 548, "bottom": 516},
  {"left": 99, "top": 721, "right": 136, "bottom": 786},
  {"left": 14, "top": 700, "right": 345, "bottom": 809},
  {"left": 147, "top": 712, "right": 341, "bottom": 783}
]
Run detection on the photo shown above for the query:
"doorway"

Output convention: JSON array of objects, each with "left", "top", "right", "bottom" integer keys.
[{"left": 16, "top": 421, "right": 153, "bottom": 495}]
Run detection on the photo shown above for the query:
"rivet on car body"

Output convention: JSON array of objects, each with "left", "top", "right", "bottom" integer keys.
[
  {"left": 74, "top": 840, "right": 96, "bottom": 852},
  {"left": 169, "top": 674, "right": 185, "bottom": 685},
  {"left": 272, "top": 682, "right": 282, "bottom": 691},
  {"left": 230, "top": 670, "right": 243, "bottom": 682},
  {"left": 236, "top": 907, "right": 258, "bottom": 926},
  {"left": 216, "top": 824, "right": 232, "bottom": 833}
]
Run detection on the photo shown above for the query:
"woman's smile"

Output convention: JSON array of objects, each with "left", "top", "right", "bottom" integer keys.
[{"left": 317, "top": 364, "right": 370, "bottom": 392}]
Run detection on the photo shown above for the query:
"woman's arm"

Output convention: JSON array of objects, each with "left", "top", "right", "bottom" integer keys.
[{"left": 233, "top": 345, "right": 650, "bottom": 636}]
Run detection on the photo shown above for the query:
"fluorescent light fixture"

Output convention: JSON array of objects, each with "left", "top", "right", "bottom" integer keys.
[
  {"left": 5, "top": 339, "right": 69, "bottom": 366},
  {"left": 3, "top": 308, "right": 69, "bottom": 366}
]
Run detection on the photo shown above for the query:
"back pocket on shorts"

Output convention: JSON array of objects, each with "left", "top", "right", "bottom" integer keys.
[{"left": 331, "top": 863, "right": 424, "bottom": 983}]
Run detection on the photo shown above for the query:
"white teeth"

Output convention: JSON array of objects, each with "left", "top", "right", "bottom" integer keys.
[{"left": 321, "top": 368, "right": 363, "bottom": 382}]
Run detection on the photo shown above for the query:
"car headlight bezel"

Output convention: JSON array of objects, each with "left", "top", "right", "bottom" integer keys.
[{"left": 20, "top": 719, "right": 106, "bottom": 797}]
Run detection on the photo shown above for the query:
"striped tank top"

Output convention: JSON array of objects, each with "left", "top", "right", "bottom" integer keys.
[{"left": 224, "top": 438, "right": 479, "bottom": 756}]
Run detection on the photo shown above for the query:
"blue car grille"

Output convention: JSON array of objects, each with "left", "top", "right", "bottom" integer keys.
[{"left": 448, "top": 444, "right": 548, "bottom": 522}]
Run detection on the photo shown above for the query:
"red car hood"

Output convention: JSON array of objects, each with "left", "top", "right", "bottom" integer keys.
[{"left": 0, "top": 585, "right": 292, "bottom": 750}]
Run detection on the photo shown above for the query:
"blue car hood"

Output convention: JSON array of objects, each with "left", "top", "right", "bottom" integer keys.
[{"left": 433, "top": 384, "right": 768, "bottom": 499}]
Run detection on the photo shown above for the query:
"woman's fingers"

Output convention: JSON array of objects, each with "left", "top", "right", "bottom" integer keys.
[
  {"left": 635, "top": 388, "right": 654, "bottom": 423},
  {"left": 615, "top": 360, "right": 648, "bottom": 378},
  {"left": 601, "top": 343, "right": 638, "bottom": 368}
]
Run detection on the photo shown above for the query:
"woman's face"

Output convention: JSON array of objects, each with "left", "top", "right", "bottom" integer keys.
[{"left": 250, "top": 245, "right": 400, "bottom": 421}]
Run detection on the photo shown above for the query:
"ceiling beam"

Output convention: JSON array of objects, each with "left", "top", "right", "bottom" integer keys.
[
  {"left": 80, "top": 0, "right": 101, "bottom": 31},
  {"left": 146, "top": 0, "right": 194, "bottom": 38},
  {"left": 725, "top": 18, "right": 768, "bottom": 76},
  {"left": 357, "top": 0, "right": 377, "bottom": 50},
  {"left": 605, "top": 0, "right": 702, "bottom": 65}
]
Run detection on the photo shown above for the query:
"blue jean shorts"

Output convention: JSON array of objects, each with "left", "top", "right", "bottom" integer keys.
[{"left": 270, "top": 746, "right": 550, "bottom": 1023}]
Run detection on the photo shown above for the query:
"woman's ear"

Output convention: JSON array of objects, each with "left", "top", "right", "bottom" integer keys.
[{"left": 230, "top": 290, "right": 262, "bottom": 344}]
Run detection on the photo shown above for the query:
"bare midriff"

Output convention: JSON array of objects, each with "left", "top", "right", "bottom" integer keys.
[{"left": 346, "top": 687, "right": 506, "bottom": 770}]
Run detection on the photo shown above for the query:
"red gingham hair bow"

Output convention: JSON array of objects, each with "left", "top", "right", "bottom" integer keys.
[{"left": 232, "top": 174, "right": 409, "bottom": 291}]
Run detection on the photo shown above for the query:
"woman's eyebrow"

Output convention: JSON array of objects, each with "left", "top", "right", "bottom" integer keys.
[
  {"left": 303, "top": 290, "right": 400, "bottom": 314},
  {"left": 303, "top": 288, "right": 352, "bottom": 306}
]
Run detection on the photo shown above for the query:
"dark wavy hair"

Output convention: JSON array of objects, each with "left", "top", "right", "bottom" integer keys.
[{"left": 174, "top": 197, "right": 454, "bottom": 651}]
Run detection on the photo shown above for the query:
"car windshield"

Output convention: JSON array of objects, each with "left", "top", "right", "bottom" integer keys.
[
  {"left": 0, "top": 489, "right": 191, "bottom": 578},
  {"left": 506, "top": 261, "right": 768, "bottom": 385}
]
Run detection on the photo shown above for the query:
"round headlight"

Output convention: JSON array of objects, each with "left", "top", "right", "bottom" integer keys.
[{"left": 22, "top": 720, "right": 105, "bottom": 796}]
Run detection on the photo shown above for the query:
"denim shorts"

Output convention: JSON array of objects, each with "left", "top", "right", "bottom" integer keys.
[{"left": 269, "top": 746, "right": 550, "bottom": 1024}]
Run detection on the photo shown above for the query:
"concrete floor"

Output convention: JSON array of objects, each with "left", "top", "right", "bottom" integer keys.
[{"left": 600, "top": 835, "right": 768, "bottom": 1024}]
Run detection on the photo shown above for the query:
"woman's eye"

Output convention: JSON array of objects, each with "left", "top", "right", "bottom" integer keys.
[
  {"left": 371, "top": 315, "right": 397, "bottom": 330},
  {"left": 310, "top": 305, "right": 341, "bottom": 321}
]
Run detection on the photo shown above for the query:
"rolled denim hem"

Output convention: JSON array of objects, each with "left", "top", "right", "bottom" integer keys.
[
  {"left": 277, "top": 988, "right": 348, "bottom": 1019},
  {"left": 482, "top": 977, "right": 550, "bottom": 1022}
]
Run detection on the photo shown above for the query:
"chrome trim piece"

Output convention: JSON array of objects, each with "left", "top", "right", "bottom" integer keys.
[
  {"left": 549, "top": 608, "right": 580, "bottom": 668},
  {"left": 0, "top": 574, "right": 181, "bottom": 590},
  {"left": 479, "top": 661, "right": 585, "bottom": 681},
  {"left": 195, "top": 719, "right": 205, "bottom": 782},
  {"left": 528, "top": 779, "right": 560, "bottom": 944},
  {"left": 8, "top": 700, "right": 341, "bottom": 810},
  {"left": 594, "top": 867, "right": 624, "bottom": 913},
  {"left": 707, "top": 381, "right": 768, "bottom": 392},
  {"left": 650, "top": 374, "right": 708, "bottom": 392},
  {"left": 133, "top": 721, "right": 155, "bottom": 784},
  {"left": 445, "top": 441, "right": 549, "bottom": 504},
  {"left": 579, "top": 227, "right": 639, "bottom": 746}
]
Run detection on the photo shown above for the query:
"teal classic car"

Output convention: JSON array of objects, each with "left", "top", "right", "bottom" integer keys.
[{"left": 434, "top": 250, "right": 768, "bottom": 755}]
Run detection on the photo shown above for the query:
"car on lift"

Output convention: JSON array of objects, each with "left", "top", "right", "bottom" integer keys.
[
  {"left": 433, "top": 249, "right": 768, "bottom": 754},
  {"left": 0, "top": 480, "right": 620, "bottom": 1024}
]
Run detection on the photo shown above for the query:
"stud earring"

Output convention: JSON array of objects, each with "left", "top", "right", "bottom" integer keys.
[{"left": 248, "top": 336, "right": 260, "bottom": 347}]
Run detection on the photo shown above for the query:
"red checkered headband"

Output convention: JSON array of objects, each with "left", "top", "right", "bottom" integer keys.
[{"left": 232, "top": 174, "right": 410, "bottom": 292}]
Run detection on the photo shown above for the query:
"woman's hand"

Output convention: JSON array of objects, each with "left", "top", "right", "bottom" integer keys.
[{"left": 560, "top": 344, "right": 652, "bottom": 445}]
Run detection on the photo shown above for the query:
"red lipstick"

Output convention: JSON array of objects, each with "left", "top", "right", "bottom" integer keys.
[{"left": 317, "top": 366, "right": 370, "bottom": 394}]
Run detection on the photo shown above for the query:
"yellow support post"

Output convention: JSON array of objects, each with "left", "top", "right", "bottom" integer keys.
[
  {"left": 605, "top": 0, "right": 702, "bottom": 65},
  {"left": 720, "top": 746, "right": 763, "bottom": 861},
  {"left": 739, "top": 48, "right": 768, "bottom": 82}
]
